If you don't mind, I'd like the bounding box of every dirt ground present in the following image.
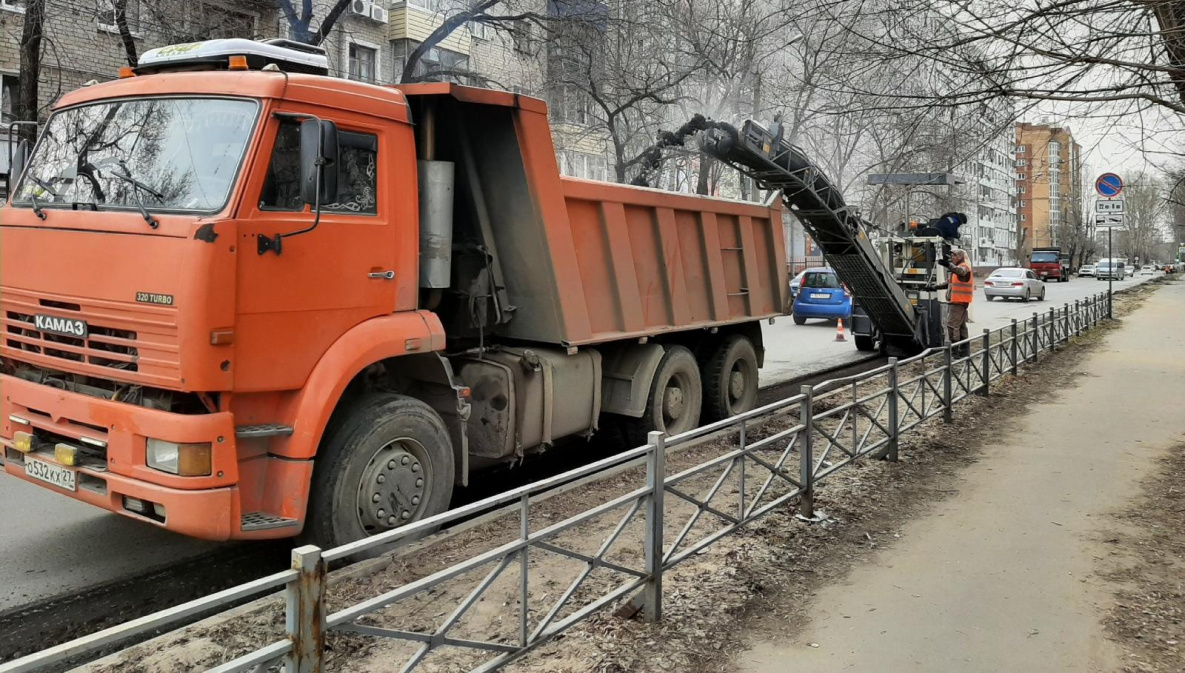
[77,280,1174,673]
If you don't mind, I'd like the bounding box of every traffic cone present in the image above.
[834,318,847,342]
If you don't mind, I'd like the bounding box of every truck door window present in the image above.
[259,119,378,215]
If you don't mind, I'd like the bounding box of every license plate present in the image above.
[25,457,77,491]
[810,293,830,300]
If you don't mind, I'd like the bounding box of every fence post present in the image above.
[1010,319,1019,376]
[887,358,899,462]
[1074,300,1081,337]
[286,545,325,673]
[799,385,815,518]
[943,346,953,423]
[1052,308,1061,350]
[1032,312,1040,358]
[643,431,666,622]
[979,329,990,395]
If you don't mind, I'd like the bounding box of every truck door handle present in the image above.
[368,270,395,280]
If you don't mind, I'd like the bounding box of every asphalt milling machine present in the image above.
[698,117,965,357]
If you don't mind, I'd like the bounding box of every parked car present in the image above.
[983,267,1046,302]
[1126,263,1137,278]
[1078,264,1095,277]
[1096,260,1125,280]
[792,267,852,324]
[1141,264,1155,275]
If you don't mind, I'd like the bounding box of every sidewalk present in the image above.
[737,281,1185,672]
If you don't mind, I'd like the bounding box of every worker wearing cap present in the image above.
[938,249,974,357]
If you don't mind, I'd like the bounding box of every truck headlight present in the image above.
[146,439,212,476]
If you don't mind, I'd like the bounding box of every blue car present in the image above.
[792,267,852,324]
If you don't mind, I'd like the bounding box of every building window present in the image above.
[1017,173,1026,180]
[1020,214,1026,222]
[470,20,487,39]
[551,84,594,126]
[408,0,446,11]
[1020,200,1026,207]
[98,0,140,33]
[1016,159,1027,167]
[176,4,258,41]
[557,150,608,181]
[1015,145,1025,153]
[0,0,24,13]
[0,74,18,125]
[393,40,469,83]
[349,44,378,83]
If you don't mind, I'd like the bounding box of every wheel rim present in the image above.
[355,438,430,534]
[726,357,755,413]
[662,370,694,431]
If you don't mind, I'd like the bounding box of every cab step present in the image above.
[234,424,294,439]
[241,512,299,531]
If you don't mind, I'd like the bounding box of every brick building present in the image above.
[0,0,611,181]
[1014,122,1083,255]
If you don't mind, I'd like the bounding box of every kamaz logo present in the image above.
[33,315,88,339]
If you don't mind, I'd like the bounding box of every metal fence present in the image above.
[1,292,1112,673]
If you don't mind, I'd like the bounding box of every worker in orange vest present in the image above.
[938,248,974,357]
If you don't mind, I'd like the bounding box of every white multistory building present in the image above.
[963,102,1018,267]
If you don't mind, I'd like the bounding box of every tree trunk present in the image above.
[113,0,138,67]
[16,0,45,142]
[696,155,712,195]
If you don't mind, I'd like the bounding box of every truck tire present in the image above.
[301,393,455,551]
[624,346,702,446]
[702,335,759,422]
[854,334,878,352]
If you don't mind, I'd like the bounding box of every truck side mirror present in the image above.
[300,118,339,207]
[8,138,30,196]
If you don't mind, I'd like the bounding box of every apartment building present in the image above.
[0,0,611,181]
[965,103,1018,267]
[1014,122,1083,254]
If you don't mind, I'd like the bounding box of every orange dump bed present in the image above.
[557,179,787,345]
[397,83,789,347]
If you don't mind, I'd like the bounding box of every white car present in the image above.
[983,267,1046,302]
[1126,264,1137,278]
[1141,265,1154,275]
[1078,264,1095,277]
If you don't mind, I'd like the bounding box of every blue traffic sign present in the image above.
[1096,173,1123,198]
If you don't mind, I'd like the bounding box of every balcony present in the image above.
[388,2,472,53]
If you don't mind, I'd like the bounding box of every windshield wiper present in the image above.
[108,169,161,229]
[27,192,47,220]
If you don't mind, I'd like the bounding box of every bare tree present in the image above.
[813,0,1185,117]
[15,0,46,141]
[277,0,354,45]
[1118,173,1170,263]
[552,4,701,183]
[112,0,139,67]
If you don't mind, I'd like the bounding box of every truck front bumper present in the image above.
[0,374,304,541]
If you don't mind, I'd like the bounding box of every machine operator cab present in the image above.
[849,217,962,353]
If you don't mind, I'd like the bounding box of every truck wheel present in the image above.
[625,346,702,445]
[702,336,759,422]
[301,393,455,551]
[854,334,877,352]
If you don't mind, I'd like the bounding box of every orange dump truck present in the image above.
[0,39,787,546]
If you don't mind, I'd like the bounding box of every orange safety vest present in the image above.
[950,261,974,304]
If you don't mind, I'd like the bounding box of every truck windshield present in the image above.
[12,97,258,214]
[1030,252,1059,263]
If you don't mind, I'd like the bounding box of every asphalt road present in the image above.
[760,271,1161,387]
[0,272,1160,617]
